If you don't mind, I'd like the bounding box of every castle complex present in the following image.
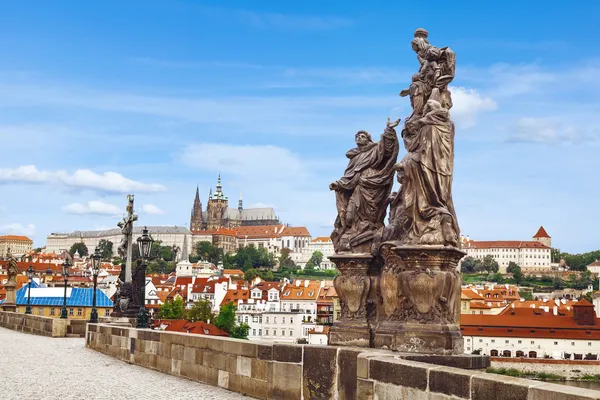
[190,175,279,231]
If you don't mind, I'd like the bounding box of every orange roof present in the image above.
[192,228,237,236]
[309,326,330,335]
[573,299,593,307]
[235,225,283,238]
[156,291,169,303]
[470,302,493,309]
[467,240,550,249]
[461,289,485,301]
[281,281,321,301]
[223,269,244,276]
[0,261,64,274]
[533,226,551,238]
[281,226,311,237]
[156,319,228,337]
[588,260,600,267]
[312,237,331,243]
[220,288,250,306]
[0,235,32,242]
[190,277,228,294]
[509,299,576,311]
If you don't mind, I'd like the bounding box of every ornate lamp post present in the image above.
[25,266,34,314]
[136,227,153,328]
[60,258,72,319]
[90,249,102,323]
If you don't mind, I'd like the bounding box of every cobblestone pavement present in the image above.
[0,327,247,399]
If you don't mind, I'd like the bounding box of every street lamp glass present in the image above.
[26,266,34,280]
[137,226,154,259]
[91,249,102,274]
[62,258,72,277]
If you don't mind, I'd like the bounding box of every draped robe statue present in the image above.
[330,119,400,254]
[384,28,460,248]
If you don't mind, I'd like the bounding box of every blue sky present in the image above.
[0,1,599,253]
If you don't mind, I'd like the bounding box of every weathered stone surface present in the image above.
[217,370,229,389]
[356,378,374,400]
[303,346,338,399]
[528,383,600,400]
[251,358,270,381]
[471,374,535,400]
[399,353,490,370]
[338,349,361,400]
[237,356,252,377]
[271,362,302,400]
[273,343,303,363]
[369,357,429,390]
[257,344,273,360]
[429,366,476,399]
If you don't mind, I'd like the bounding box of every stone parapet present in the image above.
[0,311,68,337]
[85,323,600,400]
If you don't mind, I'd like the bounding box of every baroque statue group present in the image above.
[329,28,464,355]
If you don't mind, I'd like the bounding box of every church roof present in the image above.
[59,226,191,238]
[533,226,551,238]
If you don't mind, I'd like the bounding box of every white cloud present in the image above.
[506,117,596,144]
[63,200,122,216]
[0,223,36,236]
[0,165,166,193]
[142,204,165,215]
[449,87,497,129]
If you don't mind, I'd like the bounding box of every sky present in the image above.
[0,1,599,253]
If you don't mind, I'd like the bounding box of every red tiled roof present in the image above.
[220,289,250,306]
[461,289,485,301]
[0,261,64,274]
[470,302,493,309]
[312,237,331,243]
[0,235,32,241]
[223,269,244,276]
[467,241,550,249]
[281,281,321,301]
[573,299,593,307]
[280,226,311,237]
[588,260,600,267]
[155,319,229,337]
[533,226,551,238]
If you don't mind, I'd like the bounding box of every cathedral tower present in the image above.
[190,186,203,231]
[206,175,229,230]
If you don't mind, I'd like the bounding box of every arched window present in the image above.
[528,351,537,358]
[502,350,512,357]
[490,350,499,357]
[515,351,524,358]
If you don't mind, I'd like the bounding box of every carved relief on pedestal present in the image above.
[379,244,463,325]
[332,257,373,321]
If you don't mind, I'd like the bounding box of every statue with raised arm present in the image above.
[330,118,400,254]
[6,247,18,285]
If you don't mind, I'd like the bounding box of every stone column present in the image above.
[328,253,379,347]
[1,282,17,312]
[373,243,465,355]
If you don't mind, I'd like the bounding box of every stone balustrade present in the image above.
[86,323,600,400]
[0,311,68,337]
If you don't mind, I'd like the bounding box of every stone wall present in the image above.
[67,319,87,337]
[86,323,600,400]
[0,311,68,337]
[492,358,600,380]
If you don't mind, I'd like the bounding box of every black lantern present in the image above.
[60,257,72,319]
[89,249,102,323]
[136,227,154,329]
[137,226,154,260]
[25,266,34,314]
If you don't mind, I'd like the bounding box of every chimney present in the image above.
[320,281,325,287]
[553,306,558,316]
[530,304,535,308]
[296,281,301,287]
[304,280,309,288]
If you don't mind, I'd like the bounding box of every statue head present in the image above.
[355,130,373,147]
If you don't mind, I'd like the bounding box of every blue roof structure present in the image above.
[13,287,113,307]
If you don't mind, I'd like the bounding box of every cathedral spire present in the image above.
[214,174,225,200]
[238,192,243,212]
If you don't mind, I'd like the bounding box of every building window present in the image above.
[50,308,55,316]
[38,308,44,315]
[531,341,535,345]
[274,317,277,324]
[289,330,293,337]
[77,308,83,316]
[479,339,483,343]
[283,317,286,324]
[518,340,522,344]
[572,342,575,346]
[273,331,276,336]
[266,330,269,336]
[69,308,74,316]
[266,317,269,323]
[282,330,285,336]
[491,340,495,343]
[467,338,471,342]
[505,340,509,344]
[252,329,256,336]
[290,317,294,324]
[105,309,110,316]
[554,342,558,345]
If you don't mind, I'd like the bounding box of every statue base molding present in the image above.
[328,253,379,347]
[110,282,140,319]
[374,243,465,355]
[1,282,17,312]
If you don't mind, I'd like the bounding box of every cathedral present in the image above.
[190,175,280,231]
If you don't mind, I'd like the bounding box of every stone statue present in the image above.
[117,195,137,259]
[6,248,18,286]
[386,28,459,248]
[330,118,400,254]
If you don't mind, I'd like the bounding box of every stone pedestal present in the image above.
[373,243,465,355]
[329,254,379,347]
[1,282,17,312]
[110,282,139,318]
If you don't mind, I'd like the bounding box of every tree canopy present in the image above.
[192,241,222,265]
[244,268,274,282]
[214,302,249,339]
[96,239,113,260]
[226,245,276,271]
[157,298,186,319]
[69,242,89,257]
[555,249,600,271]
[185,299,215,323]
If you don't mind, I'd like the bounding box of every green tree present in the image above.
[308,251,324,268]
[214,302,238,333]
[460,256,477,273]
[185,299,215,323]
[512,265,522,284]
[551,248,561,263]
[230,323,250,339]
[244,268,259,281]
[305,260,316,272]
[482,255,499,274]
[157,298,186,319]
[192,241,222,265]
[96,239,114,260]
[69,242,89,257]
[231,245,276,271]
[518,291,533,300]
[506,261,519,274]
